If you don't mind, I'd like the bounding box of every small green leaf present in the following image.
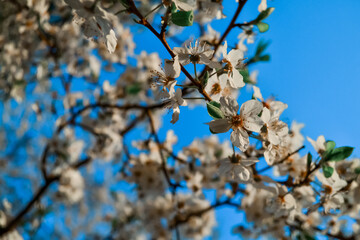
[202,71,209,87]
[325,140,336,151]
[354,167,360,174]
[256,7,275,22]
[207,101,224,120]
[325,146,354,162]
[255,40,271,55]
[171,11,194,27]
[259,54,270,62]
[239,69,251,84]
[126,83,142,95]
[256,22,269,33]
[171,2,177,13]
[322,164,334,178]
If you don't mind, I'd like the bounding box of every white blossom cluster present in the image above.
[0,0,359,240]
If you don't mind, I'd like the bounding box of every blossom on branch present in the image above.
[207,97,263,151]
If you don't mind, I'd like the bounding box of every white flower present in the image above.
[206,97,263,151]
[307,135,326,154]
[266,184,296,218]
[204,69,234,101]
[258,0,267,12]
[261,107,289,145]
[58,168,85,204]
[65,0,118,53]
[252,85,264,101]
[219,41,245,88]
[317,165,347,196]
[166,88,187,124]
[151,56,181,99]
[238,26,256,44]
[173,40,221,68]
[218,154,258,182]
[186,171,203,194]
[316,165,347,213]
[137,51,161,71]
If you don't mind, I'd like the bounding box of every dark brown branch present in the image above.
[171,199,239,228]
[288,223,355,240]
[199,0,248,79]
[0,157,91,237]
[257,145,305,173]
[212,0,248,58]
[146,109,179,193]
[0,101,160,236]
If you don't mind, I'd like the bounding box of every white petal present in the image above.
[240,99,263,117]
[243,116,263,132]
[220,96,239,116]
[261,107,271,123]
[174,0,195,11]
[236,167,250,181]
[268,130,280,145]
[269,101,287,118]
[228,49,244,65]
[171,107,180,124]
[258,0,267,12]
[230,69,245,88]
[241,158,259,167]
[206,119,232,133]
[164,56,181,78]
[253,86,264,101]
[231,128,249,151]
[264,150,274,165]
[106,29,117,53]
[307,136,321,153]
[222,41,228,59]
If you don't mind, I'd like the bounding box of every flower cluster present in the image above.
[0,0,358,240]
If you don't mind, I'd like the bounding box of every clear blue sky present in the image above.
[131,0,360,238]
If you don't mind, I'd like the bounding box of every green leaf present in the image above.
[255,40,271,55]
[325,146,354,162]
[259,54,270,62]
[171,2,177,13]
[322,164,334,178]
[256,22,269,33]
[207,101,224,120]
[354,167,360,174]
[171,11,194,27]
[256,7,275,22]
[239,69,251,83]
[126,83,142,95]
[201,71,209,87]
[325,140,336,151]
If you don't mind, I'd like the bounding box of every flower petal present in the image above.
[240,99,263,117]
[231,128,249,151]
[206,119,231,133]
[220,96,239,116]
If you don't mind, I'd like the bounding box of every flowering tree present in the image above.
[0,0,358,239]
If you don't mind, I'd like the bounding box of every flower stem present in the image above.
[144,3,163,18]
[193,63,198,81]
